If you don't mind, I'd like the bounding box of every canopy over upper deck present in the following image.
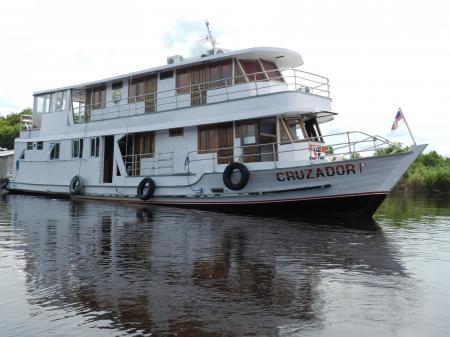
[34,47,303,95]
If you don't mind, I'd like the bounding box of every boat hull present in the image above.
[7,145,427,219]
[71,191,388,219]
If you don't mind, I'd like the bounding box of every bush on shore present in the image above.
[377,146,450,195]
[401,151,450,195]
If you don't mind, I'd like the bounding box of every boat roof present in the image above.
[33,47,303,95]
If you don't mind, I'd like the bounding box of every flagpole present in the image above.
[399,107,417,146]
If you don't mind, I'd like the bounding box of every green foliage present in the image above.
[375,142,408,156]
[350,152,361,159]
[375,143,449,195]
[325,145,334,155]
[414,150,445,167]
[0,109,31,149]
[401,149,450,195]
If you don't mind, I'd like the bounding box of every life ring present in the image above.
[1,178,9,190]
[137,177,156,200]
[223,162,250,191]
[69,175,84,195]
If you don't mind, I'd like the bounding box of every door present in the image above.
[259,118,277,161]
[103,136,114,183]
[241,122,260,163]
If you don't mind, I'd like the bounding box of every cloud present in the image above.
[163,18,219,57]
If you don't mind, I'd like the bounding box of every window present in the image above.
[128,76,157,112]
[208,61,232,89]
[90,137,100,157]
[55,91,66,111]
[304,117,323,142]
[50,143,60,160]
[260,59,283,82]
[118,132,155,176]
[72,139,84,158]
[176,70,190,94]
[112,82,122,103]
[169,128,184,137]
[237,118,277,163]
[27,142,33,150]
[240,60,267,81]
[35,91,67,114]
[112,82,123,90]
[160,70,173,80]
[128,76,157,102]
[90,86,106,110]
[37,141,43,150]
[198,123,233,164]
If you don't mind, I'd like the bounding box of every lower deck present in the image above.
[14,115,329,187]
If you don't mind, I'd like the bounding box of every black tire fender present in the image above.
[137,177,156,200]
[69,175,83,195]
[223,162,250,191]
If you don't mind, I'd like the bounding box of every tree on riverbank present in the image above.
[404,151,450,195]
[0,109,31,149]
[376,145,450,195]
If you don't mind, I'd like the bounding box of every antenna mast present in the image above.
[205,20,216,54]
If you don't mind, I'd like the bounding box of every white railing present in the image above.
[117,131,400,176]
[122,151,174,176]
[183,131,400,173]
[20,114,33,130]
[72,68,330,123]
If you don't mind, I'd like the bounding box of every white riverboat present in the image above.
[6,42,426,218]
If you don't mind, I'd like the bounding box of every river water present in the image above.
[0,194,449,337]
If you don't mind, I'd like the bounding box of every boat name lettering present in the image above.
[275,163,365,182]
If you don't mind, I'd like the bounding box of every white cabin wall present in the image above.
[157,74,177,111]
[39,111,71,136]
[155,126,197,173]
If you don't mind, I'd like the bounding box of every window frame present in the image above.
[49,143,60,160]
[71,138,84,158]
[169,128,184,137]
[90,137,100,157]
[91,85,107,110]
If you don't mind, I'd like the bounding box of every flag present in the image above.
[391,109,404,131]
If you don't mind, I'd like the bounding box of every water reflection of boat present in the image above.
[6,195,405,336]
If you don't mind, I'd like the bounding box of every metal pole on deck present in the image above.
[398,107,417,146]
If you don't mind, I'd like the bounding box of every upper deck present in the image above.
[27,47,332,134]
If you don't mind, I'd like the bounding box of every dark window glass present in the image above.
[240,60,266,81]
[112,81,123,90]
[90,86,106,110]
[260,59,283,82]
[50,143,60,160]
[160,70,174,80]
[90,137,99,157]
[169,128,184,137]
[177,71,190,94]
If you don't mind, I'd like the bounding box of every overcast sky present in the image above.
[0,0,449,154]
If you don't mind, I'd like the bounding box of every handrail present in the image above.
[122,151,174,176]
[72,67,330,123]
[114,131,399,176]
[182,131,401,172]
[20,114,33,131]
